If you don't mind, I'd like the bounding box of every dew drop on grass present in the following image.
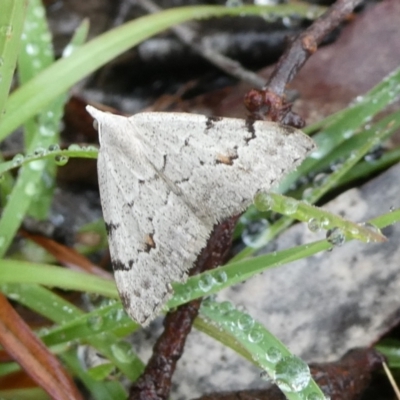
[237,314,254,331]
[274,355,311,392]
[260,370,272,382]
[313,173,328,187]
[302,187,313,202]
[198,274,215,292]
[253,192,274,211]
[282,197,298,215]
[248,328,264,343]
[33,147,46,156]
[68,144,82,151]
[214,270,227,284]
[12,154,24,167]
[0,25,13,38]
[29,160,45,171]
[320,217,330,228]
[326,227,345,247]
[48,143,60,152]
[308,218,321,233]
[25,182,37,196]
[265,346,282,363]
[87,315,104,331]
[242,219,269,247]
[55,154,69,166]
[111,342,135,363]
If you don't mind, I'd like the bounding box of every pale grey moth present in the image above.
[86,105,316,325]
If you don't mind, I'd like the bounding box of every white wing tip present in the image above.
[86,105,104,121]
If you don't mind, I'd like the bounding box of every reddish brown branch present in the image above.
[245,0,364,125]
[129,217,239,400]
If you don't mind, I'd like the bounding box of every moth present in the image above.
[86,105,316,325]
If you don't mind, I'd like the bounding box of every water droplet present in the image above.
[282,198,298,215]
[48,143,60,152]
[33,147,46,156]
[320,217,330,228]
[260,370,272,382]
[12,154,24,167]
[237,314,254,331]
[62,43,76,58]
[302,187,313,202]
[307,218,321,233]
[32,5,45,18]
[68,144,81,151]
[253,192,274,211]
[26,43,39,56]
[86,145,98,152]
[55,155,69,166]
[242,219,269,247]
[25,182,37,196]
[111,342,135,363]
[313,173,328,187]
[274,355,311,392]
[198,274,214,292]
[214,302,231,315]
[39,125,55,137]
[326,227,345,246]
[214,270,227,284]
[29,160,45,171]
[0,25,13,38]
[343,130,354,139]
[266,346,282,363]
[87,315,103,331]
[248,328,264,343]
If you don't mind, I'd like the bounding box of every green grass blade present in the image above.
[0,3,324,141]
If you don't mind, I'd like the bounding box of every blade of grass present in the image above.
[0,3,324,141]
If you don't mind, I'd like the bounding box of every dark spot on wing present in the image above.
[133,289,141,298]
[244,119,256,144]
[152,300,161,312]
[205,116,223,131]
[162,154,167,170]
[143,279,151,290]
[128,260,134,268]
[105,222,119,237]
[199,160,204,166]
[120,291,131,310]
[113,259,131,271]
[127,200,134,208]
[140,313,150,324]
[184,138,189,146]
[279,124,297,135]
[139,179,145,185]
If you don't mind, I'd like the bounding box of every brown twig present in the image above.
[129,216,239,400]
[244,0,364,125]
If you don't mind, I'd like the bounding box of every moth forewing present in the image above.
[87,105,316,325]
